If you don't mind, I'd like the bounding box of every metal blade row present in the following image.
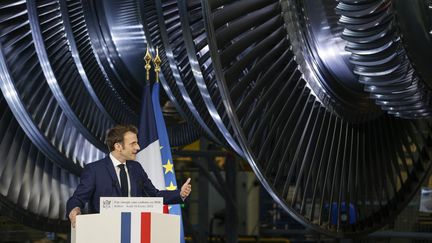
[337,0,432,118]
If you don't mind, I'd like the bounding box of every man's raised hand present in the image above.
[180,178,192,199]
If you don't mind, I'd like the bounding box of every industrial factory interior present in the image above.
[0,0,431,242]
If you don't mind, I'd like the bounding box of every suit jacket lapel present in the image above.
[126,162,137,197]
[104,156,121,196]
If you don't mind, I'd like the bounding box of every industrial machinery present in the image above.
[0,0,431,237]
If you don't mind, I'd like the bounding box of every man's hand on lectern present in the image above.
[180,178,192,200]
[69,207,81,228]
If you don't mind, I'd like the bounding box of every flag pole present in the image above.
[153,46,161,83]
[144,47,152,81]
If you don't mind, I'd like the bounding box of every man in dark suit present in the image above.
[66,125,192,227]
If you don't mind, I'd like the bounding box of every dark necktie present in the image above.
[118,164,128,197]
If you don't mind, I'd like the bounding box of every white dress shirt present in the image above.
[109,153,131,197]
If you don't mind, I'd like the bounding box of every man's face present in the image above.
[117,131,140,161]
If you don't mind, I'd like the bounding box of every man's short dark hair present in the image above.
[106,125,138,152]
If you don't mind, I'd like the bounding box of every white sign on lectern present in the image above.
[72,212,180,243]
[72,197,179,243]
[99,197,163,214]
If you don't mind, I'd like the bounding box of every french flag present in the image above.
[120,212,180,243]
[136,80,165,191]
[136,79,185,242]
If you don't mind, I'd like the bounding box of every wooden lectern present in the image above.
[71,197,180,243]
